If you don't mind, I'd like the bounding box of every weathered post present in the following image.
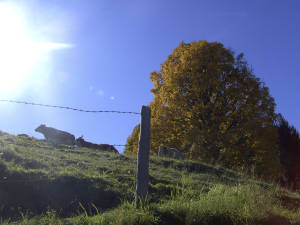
[135,105,151,208]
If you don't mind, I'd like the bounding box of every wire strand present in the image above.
[0,99,140,115]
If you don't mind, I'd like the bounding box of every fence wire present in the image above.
[0,99,140,115]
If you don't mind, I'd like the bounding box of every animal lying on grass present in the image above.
[158,145,184,160]
[35,125,119,153]
[76,136,119,153]
[35,124,76,146]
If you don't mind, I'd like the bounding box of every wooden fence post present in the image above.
[135,105,151,208]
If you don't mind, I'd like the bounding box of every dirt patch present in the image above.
[279,194,300,211]
[253,214,293,225]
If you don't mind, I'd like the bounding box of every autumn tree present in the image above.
[126,41,283,180]
[276,114,300,189]
[124,124,140,154]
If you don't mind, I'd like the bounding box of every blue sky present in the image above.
[0,0,299,153]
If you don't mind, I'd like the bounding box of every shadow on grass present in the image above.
[0,168,121,220]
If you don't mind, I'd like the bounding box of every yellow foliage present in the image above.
[126,40,283,180]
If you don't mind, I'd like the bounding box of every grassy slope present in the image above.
[0,131,300,225]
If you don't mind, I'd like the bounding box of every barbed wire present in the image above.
[0,99,190,123]
[0,99,140,115]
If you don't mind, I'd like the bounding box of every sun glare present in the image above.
[0,3,73,97]
[0,3,40,95]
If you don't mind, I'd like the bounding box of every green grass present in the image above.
[0,131,300,224]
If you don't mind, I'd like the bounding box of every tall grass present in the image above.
[8,174,300,225]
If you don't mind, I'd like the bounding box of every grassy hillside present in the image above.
[1,131,300,225]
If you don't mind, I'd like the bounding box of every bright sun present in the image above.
[0,3,72,97]
[0,3,41,95]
